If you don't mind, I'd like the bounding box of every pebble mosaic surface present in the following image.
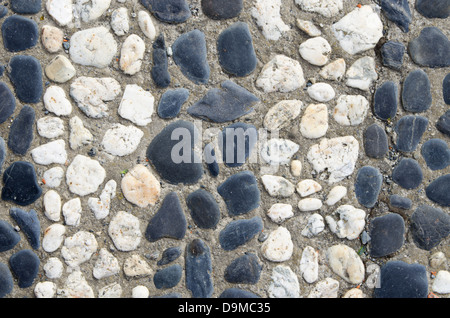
[0,0,448,299]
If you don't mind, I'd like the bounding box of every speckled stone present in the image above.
[10,208,40,250]
[425,174,450,207]
[408,27,450,68]
[394,115,428,152]
[0,220,21,252]
[1,161,42,206]
[2,15,38,52]
[410,205,450,250]
[153,264,182,289]
[8,55,42,104]
[369,213,405,257]
[186,189,221,229]
[220,122,258,167]
[421,138,450,171]
[141,0,191,23]
[219,216,263,251]
[185,239,213,298]
[224,253,262,284]
[392,158,423,189]
[0,263,13,298]
[354,166,382,208]
[9,249,40,288]
[202,0,243,20]
[0,82,15,124]
[402,69,432,113]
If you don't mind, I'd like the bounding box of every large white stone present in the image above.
[108,211,141,251]
[120,34,145,75]
[300,103,328,139]
[300,246,319,283]
[111,7,129,36]
[101,124,144,157]
[37,117,65,139]
[307,83,335,102]
[333,95,369,126]
[34,282,56,298]
[261,138,300,165]
[345,57,378,91]
[299,37,331,66]
[256,55,305,93]
[326,244,365,284]
[42,224,66,253]
[325,205,366,240]
[261,175,295,197]
[69,116,93,150]
[43,257,64,279]
[251,0,290,41]
[66,155,106,196]
[138,11,157,40]
[61,231,98,268]
[118,84,155,126]
[261,226,294,262]
[295,0,343,18]
[46,0,73,26]
[43,86,73,116]
[31,139,67,166]
[268,265,300,298]
[263,100,303,132]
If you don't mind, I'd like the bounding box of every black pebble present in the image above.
[364,123,388,159]
[157,246,182,266]
[437,110,450,137]
[380,0,412,32]
[185,239,213,298]
[443,73,450,105]
[354,166,383,208]
[381,41,405,70]
[0,137,6,173]
[415,0,450,19]
[425,174,450,207]
[0,220,21,252]
[0,82,16,124]
[151,33,171,88]
[10,207,40,250]
[421,138,450,171]
[0,263,13,298]
[10,0,41,14]
[8,55,43,103]
[204,143,219,177]
[224,253,262,284]
[410,205,450,250]
[202,0,243,20]
[389,194,412,210]
[186,189,221,229]
[392,158,423,189]
[9,249,40,288]
[1,15,38,52]
[369,213,405,258]
[153,264,182,289]
[8,105,35,155]
[220,122,258,167]
[394,115,428,152]
[140,0,191,23]
[402,69,432,113]
[1,161,42,206]
[219,288,260,298]
[373,81,398,121]
[408,27,450,68]
[219,216,263,251]
[0,6,8,19]
[157,88,189,119]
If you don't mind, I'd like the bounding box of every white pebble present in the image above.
[138,11,157,40]
[300,246,319,283]
[43,86,72,116]
[43,190,61,222]
[88,180,117,219]
[298,198,323,212]
[93,248,120,279]
[299,37,331,66]
[132,285,150,298]
[267,203,294,224]
[261,175,295,197]
[325,205,366,240]
[432,271,450,294]
[45,55,76,83]
[34,282,56,298]
[300,103,328,139]
[43,167,65,188]
[325,185,347,206]
[73,0,111,23]
[101,124,144,157]
[57,271,94,298]
[308,278,340,298]
[62,198,82,227]
[46,0,73,26]
[326,244,365,284]
[295,0,343,18]
[118,84,155,126]
[66,155,106,196]
[61,230,98,268]
[120,34,145,75]
[31,139,67,166]
[333,95,369,126]
[296,179,322,197]
[345,56,378,91]
[124,254,153,278]
[42,224,66,253]
[111,7,129,36]
[301,213,325,237]
[251,0,290,41]
[296,19,321,37]
[319,58,346,81]
[268,265,300,298]
[68,116,93,150]
[261,226,293,262]
[263,100,303,132]
[108,211,142,251]
[290,160,302,177]
[98,283,122,298]
[260,138,300,165]
[256,55,305,93]
[41,25,64,53]
[44,257,64,279]
[307,83,335,102]
[37,117,65,139]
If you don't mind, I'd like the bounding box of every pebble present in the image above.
[429,252,447,269]
[145,192,186,242]
[8,55,43,103]
[45,55,76,84]
[8,106,35,155]
[185,239,213,298]
[108,211,141,251]
[301,213,325,238]
[43,167,64,188]
[333,94,369,126]
[261,175,295,197]
[11,0,41,14]
[219,288,260,298]
[120,34,145,75]
[325,186,347,206]
[188,80,259,122]
[157,88,189,119]
[217,22,257,77]
[101,124,143,157]
[296,19,321,37]
[46,0,73,26]
[354,166,382,208]
[432,271,450,294]
[374,261,428,298]
[0,263,13,297]
[326,244,365,284]
[202,0,243,20]
[408,27,450,68]
[111,7,129,36]
[9,249,40,288]
[251,0,289,41]
[290,159,302,177]
[410,205,450,250]
[68,116,93,149]
[325,205,366,240]
[364,123,389,159]
[34,282,56,298]
[61,231,98,268]
[389,194,412,211]
[154,264,182,289]
[437,110,450,137]
[43,85,73,116]
[307,83,335,102]
[219,216,263,251]
[57,271,94,298]
[444,73,450,105]
[62,198,82,226]
[98,283,122,298]
[421,139,450,171]
[186,189,221,229]
[300,246,319,284]
[295,0,343,18]
[0,82,16,124]
[172,29,210,84]
[41,25,64,53]
[132,286,150,298]
[402,69,432,113]
[141,0,191,23]
[0,6,6,19]
[43,189,61,222]
[151,33,171,88]
[299,37,331,66]
[296,179,322,197]
[261,226,293,262]
[426,174,450,207]
[380,41,405,70]
[267,203,294,224]
[43,258,63,279]
[73,0,110,24]
[2,15,38,52]
[157,246,182,266]
[66,155,106,196]
[123,255,152,278]
[37,117,64,139]
[0,220,21,252]
[256,55,305,93]
[204,143,219,177]
[2,161,42,206]
[10,208,40,250]
[42,224,65,253]
[88,180,116,220]
[220,122,258,167]
[343,288,366,298]
[268,265,300,298]
[31,139,68,166]
[217,171,260,216]
[263,100,302,132]
[369,213,405,257]
[416,0,450,18]
[138,11,157,40]
[345,56,378,91]
[394,115,428,152]
[224,253,262,284]
[392,158,423,189]
[307,277,339,298]
[146,120,203,185]
[118,84,155,126]
[0,137,5,173]
[300,103,328,139]
[319,58,346,81]
[380,0,412,32]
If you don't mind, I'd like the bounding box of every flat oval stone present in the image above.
[202,0,243,19]
[374,261,428,298]
[421,138,450,170]
[369,213,405,257]
[392,158,423,189]
[364,123,388,159]
[157,88,189,119]
[8,55,43,103]
[11,0,41,14]
[416,0,450,19]
[381,41,405,70]
[437,110,450,137]
[408,27,450,68]
[141,0,191,23]
[186,189,220,229]
[224,253,262,284]
[394,115,428,152]
[426,174,450,207]
[444,73,450,105]
[157,246,182,266]
[8,105,35,155]
[146,120,203,185]
[172,29,210,85]
[10,208,40,250]
[145,192,187,242]
[0,82,15,124]
[219,288,260,298]
[389,194,412,210]
[0,263,13,298]
[1,161,42,206]
[217,171,261,216]
[410,205,450,250]
[219,216,263,251]
[354,166,382,208]
[153,264,182,289]
[2,15,38,52]
[151,33,171,88]
[380,0,411,32]
[373,81,398,121]
[402,69,432,113]
[185,239,213,298]
[220,122,258,167]
[9,249,40,288]
[0,220,21,252]
[217,22,257,77]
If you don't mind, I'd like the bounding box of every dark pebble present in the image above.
[373,81,398,121]
[151,33,171,88]
[0,263,13,298]
[185,239,213,298]
[8,55,43,103]
[369,213,405,258]
[436,109,450,137]
[394,115,428,152]
[224,253,262,284]
[10,0,41,14]
[202,0,243,20]
[157,88,189,119]
[172,29,210,85]
[354,166,383,208]
[219,216,263,251]
[217,22,257,77]
[410,205,450,250]
[153,264,183,289]
[0,137,6,172]
[421,138,450,170]
[380,0,411,32]
[402,69,432,113]
[146,120,203,185]
[9,249,40,288]
[2,161,42,206]
[140,0,191,23]
[186,189,221,229]
[157,246,182,266]
[145,192,187,242]
[380,40,405,70]
[187,80,259,122]
[10,207,40,250]
[8,105,35,155]
[0,6,8,19]
[374,260,428,298]
[392,158,423,189]
[0,220,21,252]
[217,170,261,216]
[389,194,412,210]
[219,288,260,298]
[2,15,38,52]
[220,122,258,167]
[0,82,16,124]
[204,143,219,177]
[415,0,450,19]
[153,292,181,298]
[363,123,389,159]
[443,73,450,105]
[408,27,450,68]
[425,174,450,207]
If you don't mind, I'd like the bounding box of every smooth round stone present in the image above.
[389,194,412,210]
[8,106,35,156]
[9,249,40,288]
[369,213,405,258]
[354,166,382,208]
[410,205,450,250]
[186,189,220,229]
[0,82,15,124]
[0,6,8,18]
[10,208,40,250]
[426,174,450,207]
[217,171,261,216]
[2,15,38,52]
[153,264,182,289]
[421,139,450,170]
[374,261,428,298]
[380,0,411,32]
[217,22,256,77]
[219,288,260,298]
[392,158,423,189]
[141,0,191,23]
[416,0,450,18]
[0,220,21,252]
[381,41,405,70]
[373,81,398,121]
[202,0,243,19]
[364,123,388,159]
[157,88,189,119]
[157,246,182,266]
[402,69,432,113]
[8,55,42,103]
[0,263,13,298]
[220,122,258,167]
[151,33,171,88]
[11,0,41,14]
[219,216,263,251]
[224,253,262,284]
[437,110,450,137]
[185,239,213,298]
[444,73,450,105]
[408,27,450,68]
[2,161,42,206]
[394,115,428,152]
